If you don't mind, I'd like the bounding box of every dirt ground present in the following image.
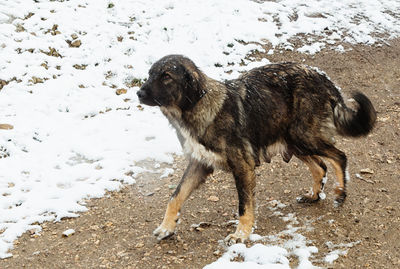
[1,39,399,269]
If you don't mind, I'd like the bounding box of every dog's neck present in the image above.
[161,77,227,138]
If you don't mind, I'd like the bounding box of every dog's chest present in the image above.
[178,127,224,168]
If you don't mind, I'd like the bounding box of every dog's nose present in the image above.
[136,90,146,99]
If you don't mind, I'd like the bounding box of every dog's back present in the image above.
[223,62,375,163]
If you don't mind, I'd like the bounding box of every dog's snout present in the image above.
[136,89,147,99]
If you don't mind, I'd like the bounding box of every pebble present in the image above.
[207,195,219,202]
[62,229,75,237]
[360,168,374,174]
[70,40,82,48]
[116,88,127,95]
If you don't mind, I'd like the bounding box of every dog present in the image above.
[136,54,376,244]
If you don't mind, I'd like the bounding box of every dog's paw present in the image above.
[333,189,346,207]
[153,225,175,241]
[296,195,320,204]
[224,232,248,246]
[333,193,346,207]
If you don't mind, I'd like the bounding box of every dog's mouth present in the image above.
[139,98,159,106]
[136,90,160,106]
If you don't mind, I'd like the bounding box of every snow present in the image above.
[204,243,290,269]
[0,0,399,263]
[207,200,358,268]
[324,241,361,264]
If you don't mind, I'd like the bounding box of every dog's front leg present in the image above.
[225,158,256,245]
[153,159,213,241]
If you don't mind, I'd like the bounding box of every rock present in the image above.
[15,24,25,32]
[31,76,44,84]
[90,225,99,231]
[207,195,219,202]
[0,124,13,130]
[73,64,87,70]
[40,47,62,57]
[70,40,82,48]
[116,88,127,95]
[360,168,374,174]
[62,229,75,237]
[355,173,375,184]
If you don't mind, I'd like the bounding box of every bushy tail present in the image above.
[333,92,377,137]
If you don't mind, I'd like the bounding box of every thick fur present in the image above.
[137,54,376,244]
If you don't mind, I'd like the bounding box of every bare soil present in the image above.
[1,40,399,269]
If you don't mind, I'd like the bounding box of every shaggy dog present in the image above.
[136,55,376,244]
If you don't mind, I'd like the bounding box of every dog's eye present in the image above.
[162,73,172,82]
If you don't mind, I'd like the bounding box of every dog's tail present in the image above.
[333,92,376,137]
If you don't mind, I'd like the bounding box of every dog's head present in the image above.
[136,55,206,111]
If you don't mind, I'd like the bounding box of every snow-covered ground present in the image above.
[0,0,399,265]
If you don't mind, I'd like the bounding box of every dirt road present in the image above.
[1,40,399,268]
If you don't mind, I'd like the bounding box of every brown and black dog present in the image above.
[136,55,376,244]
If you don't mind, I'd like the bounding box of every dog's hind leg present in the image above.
[320,146,348,206]
[225,157,256,245]
[296,155,328,203]
[153,159,213,241]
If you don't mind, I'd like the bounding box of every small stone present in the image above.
[207,195,219,202]
[116,88,127,95]
[168,184,177,190]
[70,40,82,48]
[15,24,25,32]
[90,225,99,231]
[62,229,75,237]
[71,33,78,40]
[31,76,44,84]
[360,168,374,174]
[135,242,144,248]
[283,189,291,194]
[213,250,221,256]
[0,124,13,130]
[117,251,128,257]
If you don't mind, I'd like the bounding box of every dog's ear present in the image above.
[181,66,206,111]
